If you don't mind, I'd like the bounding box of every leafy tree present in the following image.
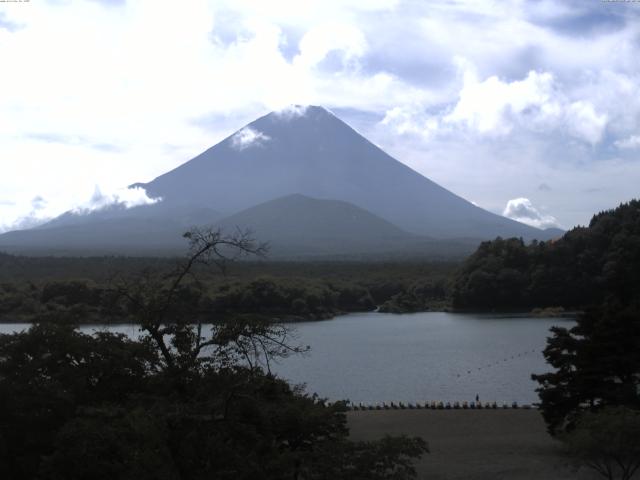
[532,303,640,434]
[378,279,448,313]
[0,322,158,479]
[562,407,640,480]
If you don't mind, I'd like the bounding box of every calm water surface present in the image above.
[0,312,573,404]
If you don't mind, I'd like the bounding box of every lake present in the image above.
[0,312,573,405]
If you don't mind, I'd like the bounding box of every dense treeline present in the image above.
[210,277,374,319]
[0,253,455,284]
[525,200,640,466]
[0,258,455,322]
[452,199,640,310]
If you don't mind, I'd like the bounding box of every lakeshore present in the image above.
[348,409,601,480]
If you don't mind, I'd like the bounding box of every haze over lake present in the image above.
[1,312,573,405]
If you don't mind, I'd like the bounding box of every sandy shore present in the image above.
[348,409,601,480]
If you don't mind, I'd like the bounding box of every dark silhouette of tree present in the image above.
[562,407,640,480]
[0,323,159,479]
[532,303,640,435]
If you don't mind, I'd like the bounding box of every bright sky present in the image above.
[1,0,639,232]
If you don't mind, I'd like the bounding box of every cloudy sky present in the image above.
[1,0,639,232]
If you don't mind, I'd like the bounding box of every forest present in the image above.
[0,254,454,323]
[451,199,640,311]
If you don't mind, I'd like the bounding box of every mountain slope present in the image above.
[0,204,221,255]
[214,194,415,256]
[135,105,551,240]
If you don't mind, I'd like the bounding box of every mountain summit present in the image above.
[0,105,556,256]
[134,105,544,239]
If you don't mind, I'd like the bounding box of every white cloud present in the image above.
[381,61,612,148]
[30,195,46,211]
[0,195,52,233]
[445,68,560,136]
[72,186,161,214]
[615,134,640,150]
[273,104,309,119]
[503,197,560,229]
[381,106,441,138]
[230,127,271,150]
[294,22,367,69]
[565,100,608,145]
[0,0,638,231]
[0,186,162,233]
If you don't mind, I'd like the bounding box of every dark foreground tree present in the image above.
[532,302,640,434]
[562,407,640,480]
[0,228,427,479]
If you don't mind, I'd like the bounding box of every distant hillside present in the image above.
[216,194,482,258]
[215,194,407,255]
[39,203,220,231]
[451,199,640,309]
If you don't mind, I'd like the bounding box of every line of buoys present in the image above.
[348,401,534,411]
[454,349,541,378]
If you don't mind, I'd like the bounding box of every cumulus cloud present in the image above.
[564,100,608,145]
[293,22,367,70]
[0,195,51,233]
[72,186,161,214]
[30,195,47,211]
[230,127,271,150]
[382,62,610,145]
[615,134,640,150]
[273,104,309,119]
[0,0,638,230]
[0,187,162,233]
[445,67,560,136]
[381,105,441,138]
[1,215,50,233]
[503,197,560,229]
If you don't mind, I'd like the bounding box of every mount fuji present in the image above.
[0,106,559,257]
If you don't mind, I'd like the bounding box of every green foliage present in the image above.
[0,322,158,479]
[532,303,640,435]
[0,258,458,323]
[379,279,448,313]
[561,407,640,480]
[41,280,102,306]
[41,408,176,480]
[303,435,429,480]
[210,276,375,320]
[452,199,640,310]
